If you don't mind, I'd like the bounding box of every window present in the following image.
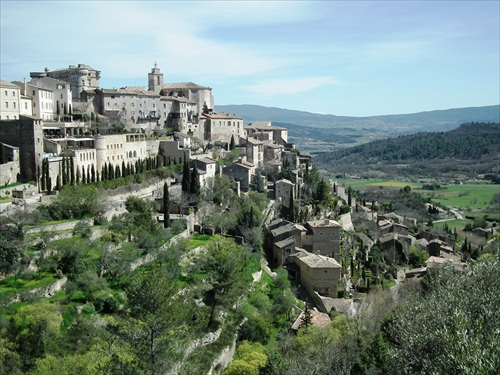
[131,103,135,107]
[33,90,36,95]
[24,103,27,109]
[13,102,16,109]
[4,90,7,96]
[12,91,15,96]
[5,102,8,108]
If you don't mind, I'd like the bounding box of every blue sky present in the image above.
[1,0,498,116]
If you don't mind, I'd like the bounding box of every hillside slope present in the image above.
[314,122,500,179]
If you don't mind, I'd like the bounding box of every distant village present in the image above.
[0,63,466,317]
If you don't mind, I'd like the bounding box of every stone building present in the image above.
[222,160,255,192]
[0,80,21,120]
[301,219,342,261]
[38,64,101,101]
[275,178,295,207]
[290,248,341,299]
[0,116,44,182]
[201,112,244,144]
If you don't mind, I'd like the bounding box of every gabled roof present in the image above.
[297,252,341,269]
[0,80,20,88]
[291,309,331,331]
[99,87,159,97]
[194,157,217,165]
[306,219,341,228]
[275,237,295,249]
[276,178,294,185]
[161,82,211,90]
[201,112,243,120]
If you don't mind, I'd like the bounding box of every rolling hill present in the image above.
[215,104,500,154]
[313,122,500,180]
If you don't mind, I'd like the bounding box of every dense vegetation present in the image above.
[315,123,500,179]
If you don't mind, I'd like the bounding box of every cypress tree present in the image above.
[122,161,127,177]
[108,163,115,179]
[91,164,96,182]
[115,165,121,178]
[190,167,200,197]
[102,164,107,181]
[62,157,67,185]
[163,182,170,228]
[229,134,235,150]
[41,159,46,191]
[76,165,81,184]
[81,166,86,184]
[47,177,52,194]
[45,159,50,190]
[182,161,191,193]
[289,186,295,222]
[56,174,61,190]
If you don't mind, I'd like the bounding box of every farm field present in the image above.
[416,184,499,219]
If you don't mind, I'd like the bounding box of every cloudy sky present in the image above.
[1,1,498,116]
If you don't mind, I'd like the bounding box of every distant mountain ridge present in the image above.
[215,104,500,134]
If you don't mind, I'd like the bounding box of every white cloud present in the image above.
[244,76,341,96]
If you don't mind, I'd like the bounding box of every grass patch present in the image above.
[189,234,212,249]
[0,272,59,299]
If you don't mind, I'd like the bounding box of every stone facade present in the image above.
[0,117,43,182]
[201,112,244,144]
[301,219,342,261]
[222,160,255,192]
[291,249,341,299]
[40,64,101,101]
[0,80,21,120]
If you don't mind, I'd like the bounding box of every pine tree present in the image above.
[163,182,170,228]
[298,304,313,330]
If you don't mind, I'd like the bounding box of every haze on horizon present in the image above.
[1,0,499,117]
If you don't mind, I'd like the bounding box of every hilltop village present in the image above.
[1,63,498,375]
[0,63,470,312]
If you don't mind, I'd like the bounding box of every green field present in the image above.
[338,178,499,219]
[338,178,421,190]
[417,184,499,216]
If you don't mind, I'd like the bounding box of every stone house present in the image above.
[244,121,288,145]
[200,112,244,144]
[1,80,21,120]
[275,178,295,207]
[192,157,217,180]
[290,248,341,299]
[222,160,255,192]
[301,219,342,261]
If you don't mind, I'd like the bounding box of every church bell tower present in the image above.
[148,62,164,94]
